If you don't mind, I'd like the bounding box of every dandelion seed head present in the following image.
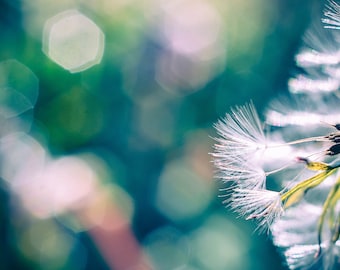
[213,1,340,268]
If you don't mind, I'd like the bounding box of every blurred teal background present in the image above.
[0,0,323,269]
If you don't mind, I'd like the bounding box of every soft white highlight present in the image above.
[214,102,267,160]
[231,189,283,232]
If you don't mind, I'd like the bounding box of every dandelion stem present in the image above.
[316,176,340,258]
[268,136,328,149]
[281,169,336,208]
[266,162,295,176]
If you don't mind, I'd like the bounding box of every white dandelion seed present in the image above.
[265,93,340,130]
[214,102,268,161]
[288,75,340,94]
[323,0,340,29]
[214,157,266,189]
[284,242,340,270]
[272,202,323,248]
[295,21,340,67]
[230,188,283,232]
[284,244,323,269]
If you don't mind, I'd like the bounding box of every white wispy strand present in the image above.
[214,102,267,160]
[265,93,340,129]
[324,65,340,78]
[230,188,283,232]
[288,75,340,94]
[284,242,340,270]
[272,202,323,248]
[214,157,266,189]
[296,49,340,67]
[323,0,340,29]
[284,244,322,269]
[296,22,340,67]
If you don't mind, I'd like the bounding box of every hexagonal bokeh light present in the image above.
[43,10,105,73]
[0,59,38,118]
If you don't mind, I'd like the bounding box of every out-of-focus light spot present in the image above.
[189,214,250,270]
[155,158,213,222]
[1,134,135,233]
[71,164,147,270]
[43,10,105,73]
[22,156,98,218]
[143,226,190,270]
[134,94,175,148]
[154,0,226,92]
[0,87,33,118]
[77,183,134,231]
[184,130,214,180]
[18,219,86,270]
[30,223,75,269]
[22,1,77,38]
[0,59,38,116]
[161,0,221,55]
[155,50,225,93]
[42,86,104,147]
[0,133,46,184]
[81,0,133,15]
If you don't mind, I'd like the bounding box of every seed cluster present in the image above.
[213,1,340,269]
